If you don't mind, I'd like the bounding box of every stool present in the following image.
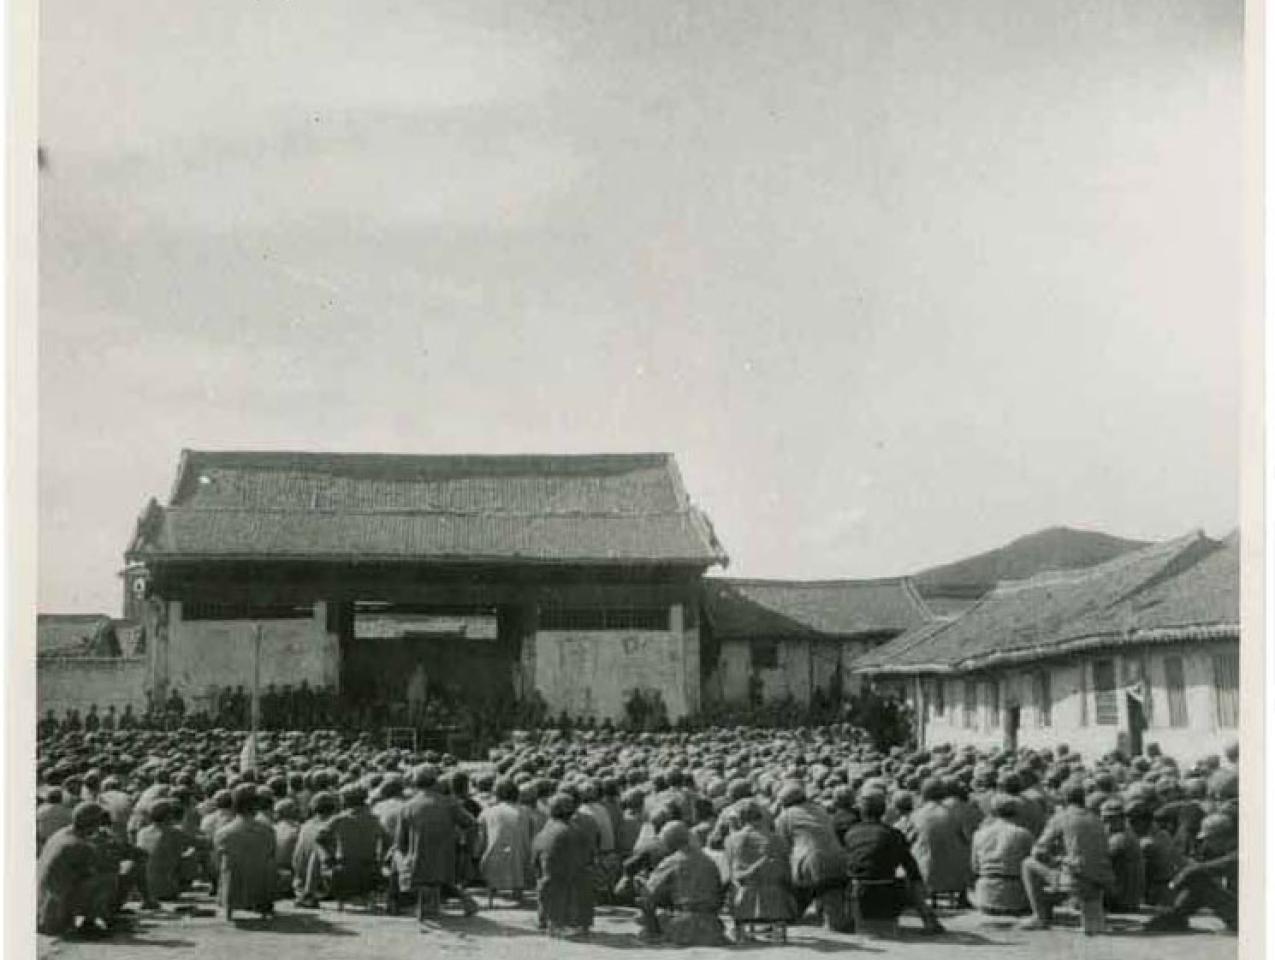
[849,878,900,937]
[1076,895,1105,935]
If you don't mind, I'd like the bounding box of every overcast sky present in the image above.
[39,0,1244,614]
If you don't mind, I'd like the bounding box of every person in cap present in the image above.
[638,821,727,945]
[532,793,593,938]
[37,802,114,937]
[212,784,277,921]
[1127,803,1183,907]
[272,800,301,896]
[393,765,478,923]
[1143,813,1237,933]
[1099,799,1144,913]
[909,778,971,904]
[773,781,850,932]
[970,795,1033,915]
[724,799,794,942]
[135,799,198,901]
[318,784,389,901]
[1019,783,1114,933]
[37,788,74,856]
[476,778,535,905]
[292,791,338,908]
[840,791,945,935]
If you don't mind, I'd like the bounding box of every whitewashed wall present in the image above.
[914,640,1240,762]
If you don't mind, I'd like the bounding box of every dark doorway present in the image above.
[1126,693,1146,756]
[1005,705,1021,753]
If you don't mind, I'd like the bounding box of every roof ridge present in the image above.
[162,505,700,519]
[708,576,913,588]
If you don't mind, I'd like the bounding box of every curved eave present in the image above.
[854,622,1240,677]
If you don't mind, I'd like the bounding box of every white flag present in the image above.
[239,732,257,773]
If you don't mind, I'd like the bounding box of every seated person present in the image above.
[970,795,1034,915]
[841,792,945,935]
[1100,800,1145,913]
[1143,814,1237,933]
[38,802,115,937]
[317,786,389,899]
[1020,784,1115,934]
[724,799,794,942]
[639,822,728,945]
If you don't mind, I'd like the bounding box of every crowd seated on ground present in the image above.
[35,715,1239,943]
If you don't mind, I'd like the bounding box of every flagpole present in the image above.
[250,622,262,772]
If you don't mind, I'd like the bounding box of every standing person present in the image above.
[1019,784,1114,933]
[212,785,277,921]
[774,781,850,932]
[970,796,1034,915]
[724,799,794,943]
[393,765,478,924]
[477,778,534,904]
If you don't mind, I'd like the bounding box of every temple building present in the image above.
[852,531,1240,759]
[701,577,932,706]
[125,450,727,723]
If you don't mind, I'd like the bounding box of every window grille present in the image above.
[1093,659,1119,726]
[1212,652,1239,729]
[1164,656,1189,728]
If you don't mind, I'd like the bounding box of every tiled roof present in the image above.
[38,615,136,658]
[129,450,727,566]
[854,531,1233,675]
[703,577,932,640]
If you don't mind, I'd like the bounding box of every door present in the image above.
[1004,704,1020,753]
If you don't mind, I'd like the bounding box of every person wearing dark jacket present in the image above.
[1143,814,1237,933]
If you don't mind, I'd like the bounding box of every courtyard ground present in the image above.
[37,893,1236,960]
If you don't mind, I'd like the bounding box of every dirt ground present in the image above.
[37,893,1237,960]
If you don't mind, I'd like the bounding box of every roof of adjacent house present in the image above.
[38,615,139,658]
[853,531,1237,675]
[127,450,728,567]
[703,577,932,640]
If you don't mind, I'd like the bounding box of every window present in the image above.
[1164,656,1189,727]
[985,680,1000,729]
[1213,652,1239,729]
[539,607,670,631]
[1093,659,1119,726]
[1034,671,1052,727]
[749,640,779,670]
[963,681,977,729]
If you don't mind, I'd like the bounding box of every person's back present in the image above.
[477,796,533,894]
[136,818,190,900]
[1106,826,1145,912]
[37,796,73,854]
[909,791,969,894]
[213,787,277,918]
[971,803,1033,914]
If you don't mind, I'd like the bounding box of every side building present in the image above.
[702,577,932,706]
[852,532,1239,761]
[125,450,727,724]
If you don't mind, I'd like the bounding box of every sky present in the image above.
[39,0,1245,614]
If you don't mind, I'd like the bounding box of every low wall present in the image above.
[38,657,148,716]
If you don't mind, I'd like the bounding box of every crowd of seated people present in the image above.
[35,721,1240,943]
